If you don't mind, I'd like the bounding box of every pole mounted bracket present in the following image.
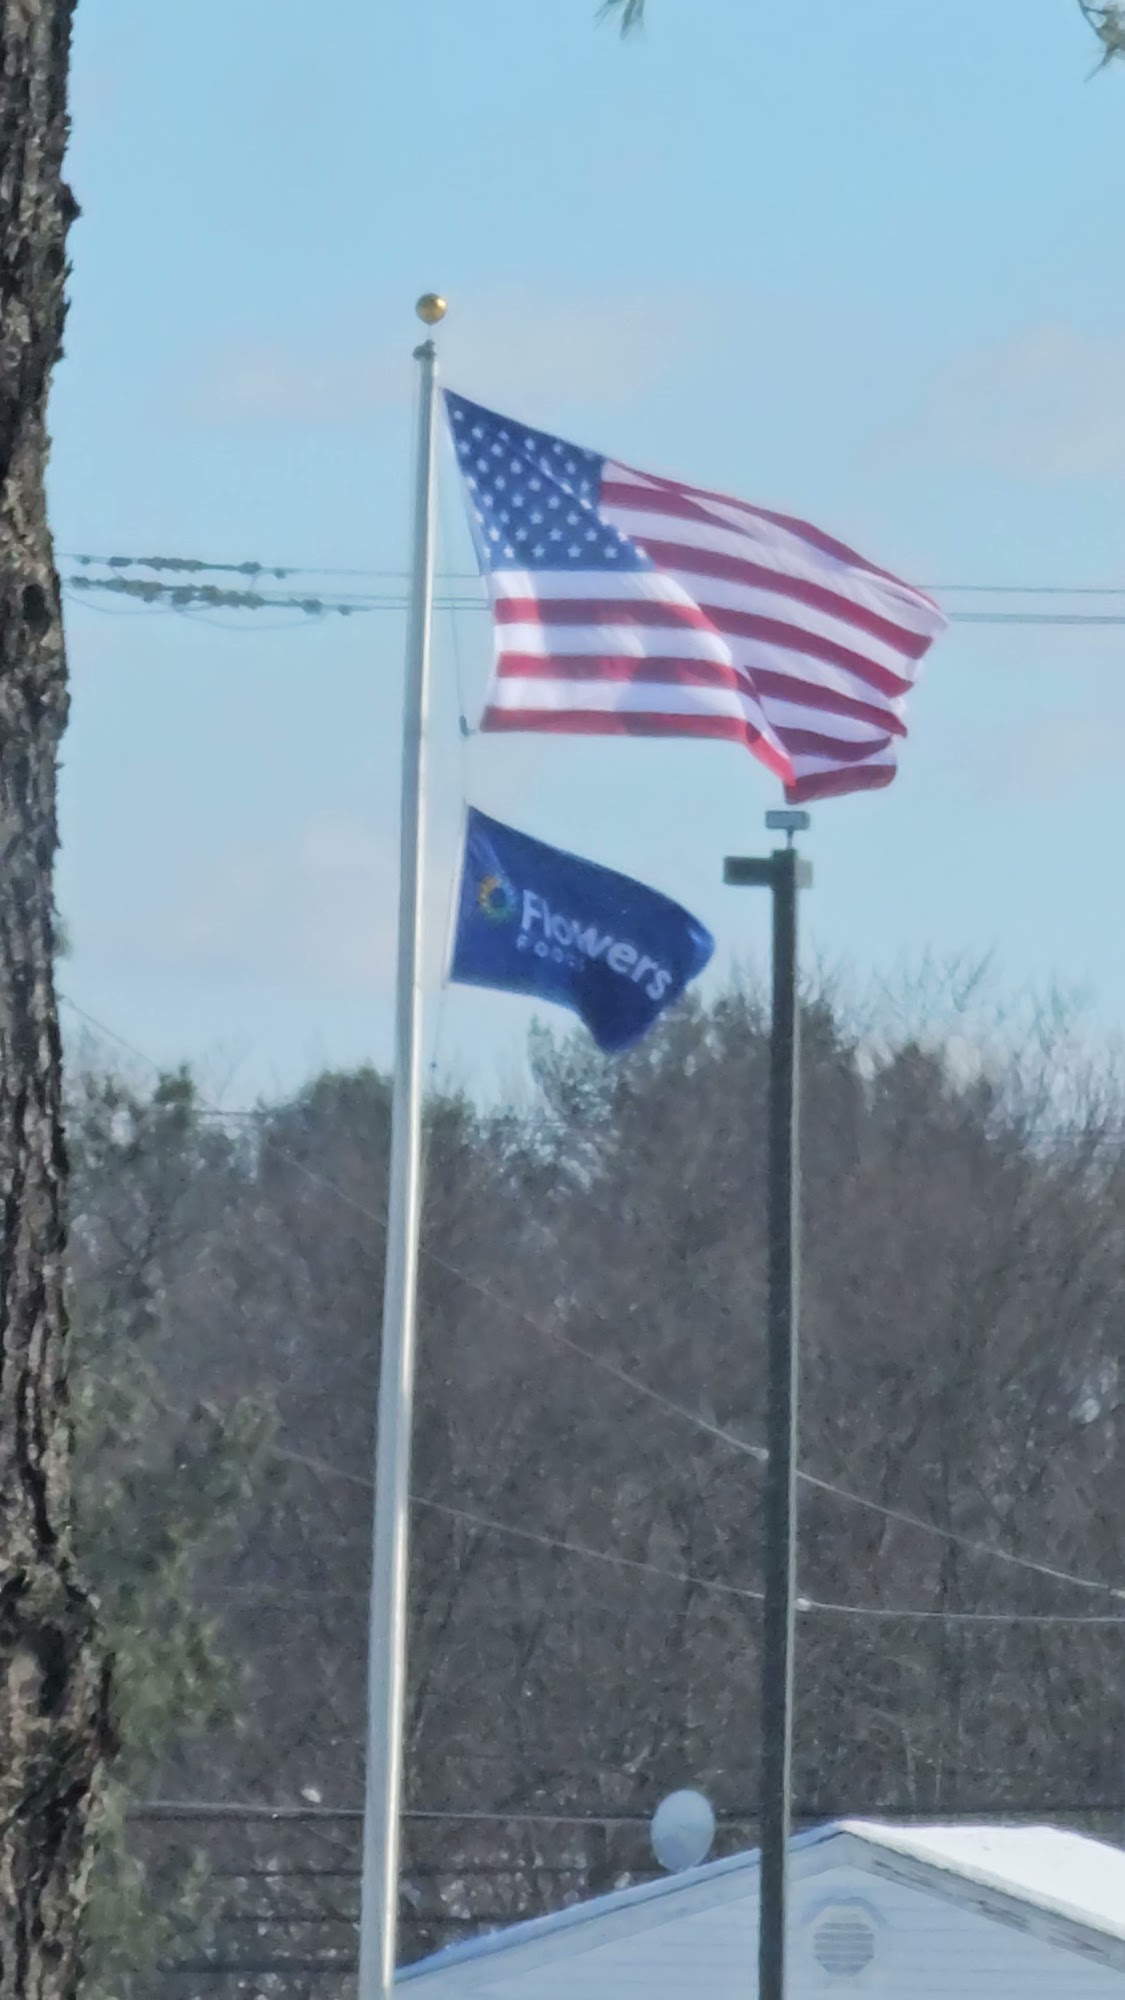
[724,854,813,891]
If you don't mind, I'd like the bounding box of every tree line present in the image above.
[67,972,1125,1995]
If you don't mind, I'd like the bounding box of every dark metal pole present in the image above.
[722,831,809,2000]
[758,844,800,2000]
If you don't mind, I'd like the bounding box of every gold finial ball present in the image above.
[415,293,447,326]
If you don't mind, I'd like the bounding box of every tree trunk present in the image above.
[0,5,113,1997]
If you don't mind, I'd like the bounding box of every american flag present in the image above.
[445,390,946,804]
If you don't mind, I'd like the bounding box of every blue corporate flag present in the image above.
[449,809,714,1054]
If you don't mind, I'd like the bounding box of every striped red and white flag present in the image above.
[445,391,946,804]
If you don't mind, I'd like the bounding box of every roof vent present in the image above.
[810,1904,877,1980]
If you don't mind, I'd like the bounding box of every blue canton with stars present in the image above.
[445,390,649,574]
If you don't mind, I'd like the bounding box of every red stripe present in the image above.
[494,595,717,633]
[713,610,915,700]
[615,528,933,660]
[481,705,793,783]
[735,505,942,615]
[753,668,906,739]
[483,703,898,801]
[493,656,903,750]
[495,653,755,693]
[778,727,894,763]
[608,462,942,613]
[600,476,748,541]
[786,762,897,805]
[491,594,913,698]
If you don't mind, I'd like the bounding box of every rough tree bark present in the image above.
[0,4,112,1998]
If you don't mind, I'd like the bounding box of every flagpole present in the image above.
[357,293,446,2000]
[724,812,810,2000]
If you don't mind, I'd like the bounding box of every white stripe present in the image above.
[790,760,897,792]
[489,562,919,687]
[487,675,899,769]
[672,572,920,682]
[722,638,908,719]
[757,698,897,747]
[494,626,911,732]
[600,504,940,652]
[605,462,944,634]
[488,568,697,606]
[789,745,897,779]
[495,623,733,664]
[489,600,909,721]
[485,675,775,731]
[491,640,901,742]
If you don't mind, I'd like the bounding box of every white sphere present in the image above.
[650,1789,716,1872]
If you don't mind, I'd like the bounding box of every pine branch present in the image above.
[1076,0,1125,71]
[599,0,646,35]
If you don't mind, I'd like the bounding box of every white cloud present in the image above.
[189,284,702,427]
[895,323,1125,482]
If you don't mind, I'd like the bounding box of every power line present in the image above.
[61,554,1125,596]
[130,1797,1125,1827]
[93,1336,1125,1631]
[59,560,1125,628]
[394,1492,762,1608]
[60,994,1125,1612]
[418,1249,1125,1605]
[159,1955,360,1977]
[948,610,1125,627]
[217,1485,1125,1624]
[193,1481,1125,1625]
[100,1343,1125,1634]
[104,1367,1074,1629]
[60,566,1125,629]
[934,583,1125,596]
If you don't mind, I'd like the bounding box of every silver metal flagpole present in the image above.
[357,292,446,2000]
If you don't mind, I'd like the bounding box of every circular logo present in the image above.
[477,872,518,923]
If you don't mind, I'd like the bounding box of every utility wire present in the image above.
[63,584,1125,631]
[209,1490,1125,1626]
[130,1796,1125,1826]
[60,564,1125,628]
[414,1495,763,1604]
[61,553,1125,596]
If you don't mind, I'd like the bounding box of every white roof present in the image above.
[400,1818,1125,1985]
[838,1820,1125,1945]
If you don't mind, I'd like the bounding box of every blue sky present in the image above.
[53,0,1125,1102]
